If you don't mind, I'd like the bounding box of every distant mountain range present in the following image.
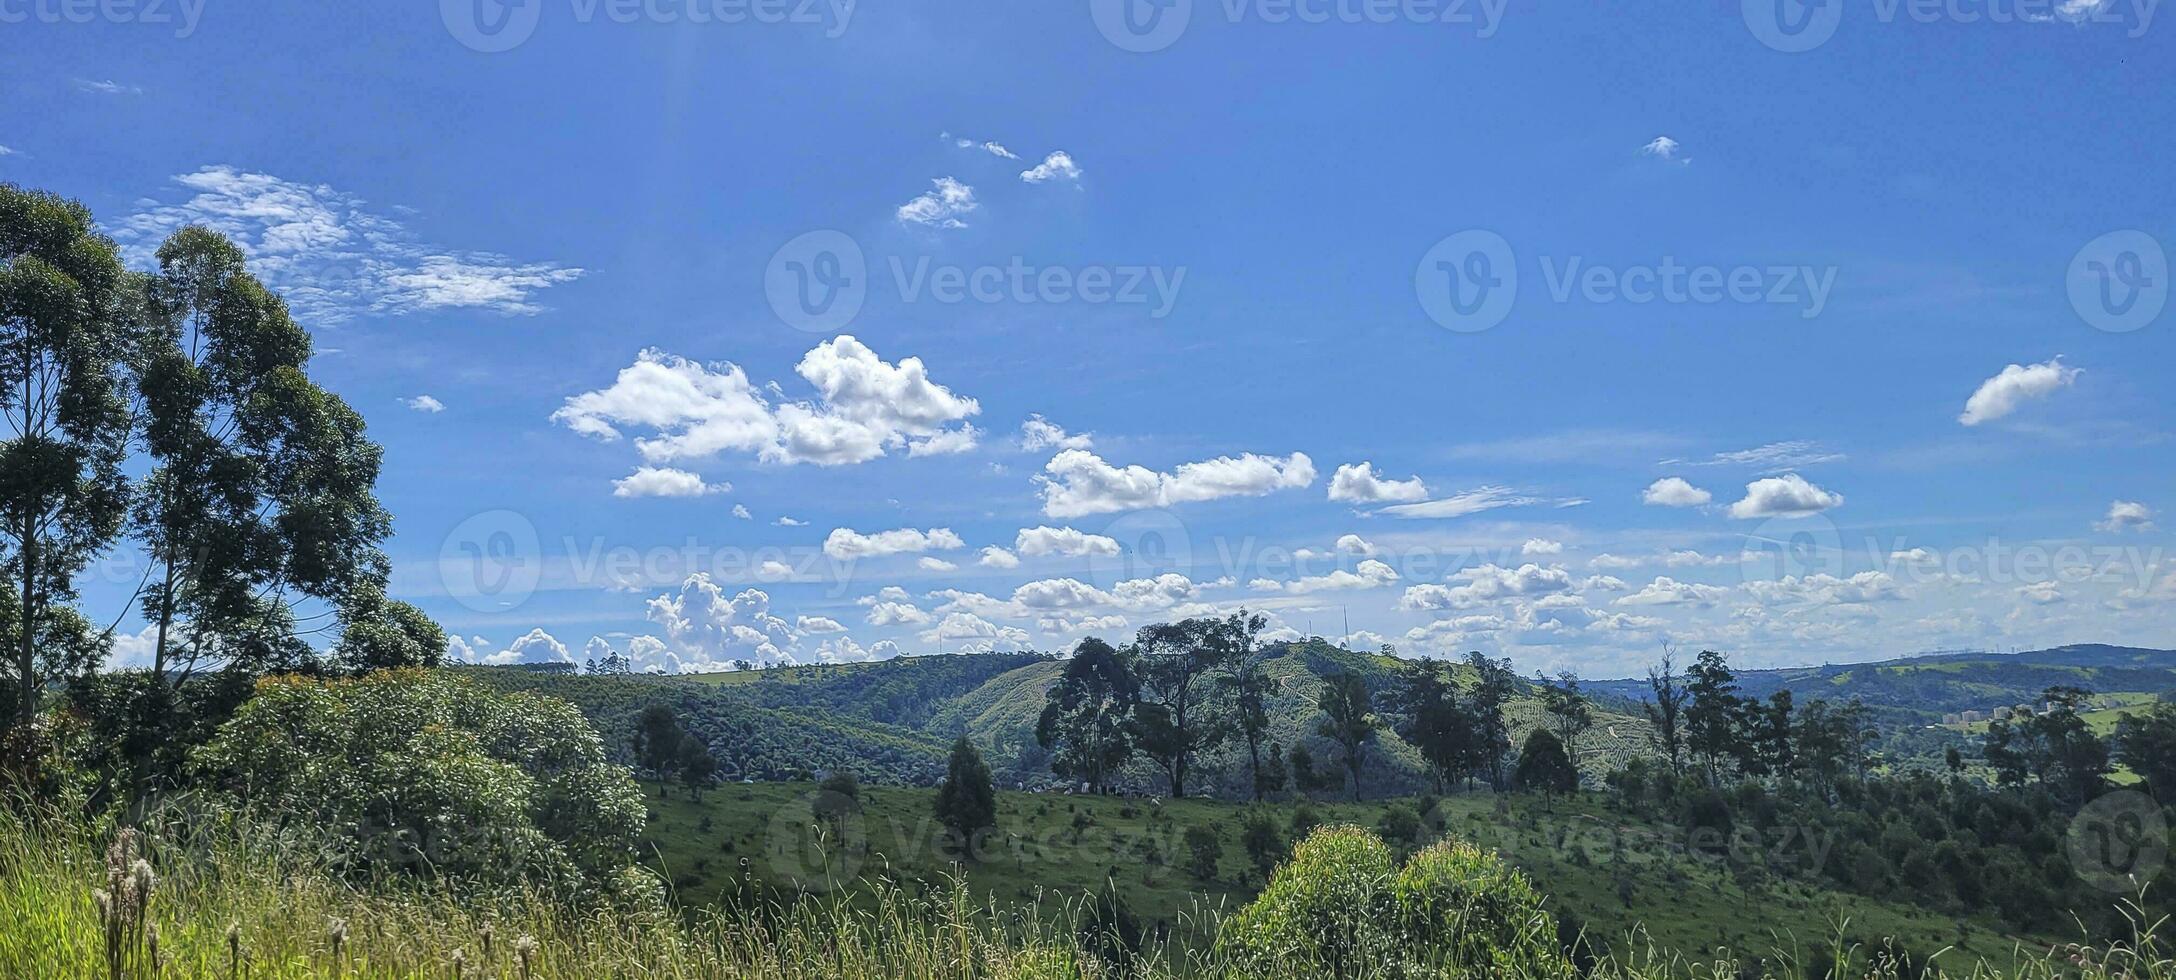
[466,642,2175,795]
[1586,643,2176,724]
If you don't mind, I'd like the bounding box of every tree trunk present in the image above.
[16,517,38,728]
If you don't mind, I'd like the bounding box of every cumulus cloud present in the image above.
[553,335,980,468]
[113,166,583,325]
[1035,449,1315,517]
[1615,576,1730,607]
[823,526,966,560]
[1013,577,1115,610]
[645,574,802,668]
[797,615,847,633]
[499,627,574,665]
[1019,414,1094,452]
[2097,500,2157,533]
[1020,151,1082,183]
[611,466,727,498]
[1257,559,1402,595]
[1401,563,1573,610]
[1744,571,1905,606]
[1958,357,2081,426]
[1523,538,1565,556]
[896,176,978,228]
[732,504,752,520]
[978,546,1021,569]
[1642,477,1711,507]
[403,395,445,413]
[775,516,807,526]
[1727,473,1843,518]
[1327,461,1429,504]
[918,557,958,572]
[1336,534,1378,556]
[1015,525,1121,558]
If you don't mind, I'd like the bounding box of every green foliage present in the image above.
[0,183,135,726]
[2116,700,2176,802]
[1240,807,1284,880]
[1183,824,1222,881]
[1218,824,1570,978]
[1316,673,1375,801]
[934,736,996,858]
[1515,729,1579,802]
[332,582,446,674]
[1033,637,1137,793]
[191,670,643,893]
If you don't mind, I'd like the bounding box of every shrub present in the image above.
[1218,825,1572,979]
[1183,824,1222,881]
[191,669,644,894]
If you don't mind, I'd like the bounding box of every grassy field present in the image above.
[636,780,2049,974]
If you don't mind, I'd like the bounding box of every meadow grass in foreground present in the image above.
[0,804,2168,979]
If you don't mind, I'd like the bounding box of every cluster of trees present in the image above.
[2,186,445,752]
[1637,647,1877,790]
[1035,612,1282,800]
[632,704,720,800]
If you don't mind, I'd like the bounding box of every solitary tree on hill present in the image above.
[1516,729,1579,808]
[934,735,997,860]
[1317,672,1375,802]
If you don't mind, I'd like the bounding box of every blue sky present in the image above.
[5,0,2172,678]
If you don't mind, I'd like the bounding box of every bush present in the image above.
[192,669,644,894]
[1218,825,1571,979]
[1183,824,1222,881]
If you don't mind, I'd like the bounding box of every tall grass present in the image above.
[0,803,2167,979]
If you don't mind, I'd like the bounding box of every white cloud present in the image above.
[113,166,582,324]
[1522,538,1565,556]
[1958,357,2081,426]
[553,336,979,468]
[732,504,752,520]
[947,134,1019,159]
[1642,477,1711,507]
[611,466,727,498]
[1015,525,1121,558]
[645,575,802,668]
[1640,136,1689,164]
[795,615,847,634]
[402,394,445,413]
[1020,151,1082,184]
[1376,486,1540,520]
[75,78,143,95]
[907,423,981,457]
[1615,576,1730,607]
[918,557,958,572]
[1727,473,1843,518]
[497,627,574,665]
[1745,571,1905,606]
[1662,441,1845,471]
[1336,534,1378,556]
[2017,581,2066,605]
[0,144,17,156]
[1327,461,1429,504]
[863,596,932,626]
[1111,573,1201,610]
[1013,577,1115,610]
[1260,559,1402,595]
[921,612,1031,651]
[896,176,978,228]
[823,526,966,560]
[1035,449,1315,517]
[978,546,1021,569]
[1636,136,1688,164]
[2097,500,2156,533]
[1401,563,1573,610]
[1019,414,1094,452]
[775,516,808,527]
